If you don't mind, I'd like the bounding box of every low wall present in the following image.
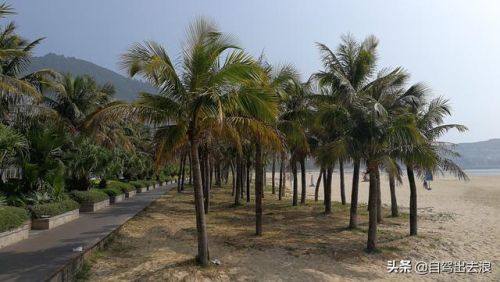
[0,222,30,249]
[32,210,79,230]
[79,199,110,212]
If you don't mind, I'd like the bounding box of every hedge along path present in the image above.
[0,184,174,282]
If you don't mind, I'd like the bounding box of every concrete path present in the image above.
[0,184,174,282]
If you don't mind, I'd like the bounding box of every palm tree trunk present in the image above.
[389,173,398,217]
[177,155,184,192]
[349,159,360,229]
[180,153,186,191]
[204,152,210,214]
[339,161,346,205]
[255,141,263,236]
[367,161,378,252]
[188,154,192,185]
[189,138,209,266]
[241,160,246,199]
[246,160,251,203]
[376,168,382,223]
[272,154,276,194]
[324,165,333,214]
[300,157,306,204]
[230,161,235,196]
[282,153,287,198]
[292,160,298,206]
[278,155,283,200]
[314,168,323,202]
[234,156,242,205]
[407,165,418,236]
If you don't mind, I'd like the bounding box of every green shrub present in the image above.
[101,187,122,197]
[0,206,29,232]
[30,199,80,218]
[128,180,146,189]
[70,189,109,204]
[106,181,134,193]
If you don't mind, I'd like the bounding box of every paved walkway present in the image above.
[0,184,174,282]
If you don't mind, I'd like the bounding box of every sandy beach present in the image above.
[276,170,500,280]
[88,172,500,281]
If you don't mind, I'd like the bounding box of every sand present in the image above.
[87,173,500,281]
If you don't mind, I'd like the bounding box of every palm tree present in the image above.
[403,96,468,235]
[45,74,114,131]
[278,79,310,206]
[360,67,433,251]
[0,3,57,121]
[98,18,273,266]
[0,124,27,181]
[312,34,379,227]
[242,61,293,235]
[309,88,350,214]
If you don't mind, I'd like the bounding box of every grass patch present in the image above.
[74,259,91,281]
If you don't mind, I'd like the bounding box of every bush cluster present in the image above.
[101,187,122,197]
[128,180,155,188]
[30,199,80,218]
[70,189,109,204]
[0,206,29,232]
[107,181,135,193]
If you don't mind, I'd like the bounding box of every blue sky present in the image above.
[11,0,500,143]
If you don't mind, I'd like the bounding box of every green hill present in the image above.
[26,53,156,101]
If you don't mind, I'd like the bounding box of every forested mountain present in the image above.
[27,53,156,101]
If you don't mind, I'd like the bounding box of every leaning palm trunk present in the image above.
[314,168,323,201]
[349,159,361,229]
[255,141,264,235]
[406,165,418,235]
[367,161,378,252]
[300,157,306,204]
[389,174,399,217]
[339,161,346,205]
[189,138,209,266]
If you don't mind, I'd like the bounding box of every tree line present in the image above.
[0,3,467,267]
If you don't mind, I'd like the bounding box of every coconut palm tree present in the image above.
[277,79,311,206]
[241,61,293,235]
[45,74,115,131]
[0,124,27,180]
[312,34,379,227]
[345,66,425,251]
[0,3,57,121]
[403,96,468,235]
[95,18,275,266]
